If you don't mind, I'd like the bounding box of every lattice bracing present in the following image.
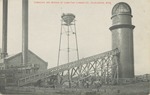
[18,49,119,87]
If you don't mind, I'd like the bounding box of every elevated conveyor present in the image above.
[18,49,119,86]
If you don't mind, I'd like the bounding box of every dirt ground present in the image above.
[1,82,150,95]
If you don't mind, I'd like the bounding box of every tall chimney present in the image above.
[1,0,8,59]
[22,0,28,65]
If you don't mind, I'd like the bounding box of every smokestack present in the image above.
[22,0,28,65]
[1,0,8,59]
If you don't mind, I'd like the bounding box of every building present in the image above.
[0,50,48,86]
[4,50,48,72]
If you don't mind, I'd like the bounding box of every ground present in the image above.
[1,82,150,95]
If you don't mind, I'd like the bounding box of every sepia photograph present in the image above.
[0,0,150,95]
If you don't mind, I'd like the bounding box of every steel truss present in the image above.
[18,49,119,87]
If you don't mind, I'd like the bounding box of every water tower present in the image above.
[57,13,79,66]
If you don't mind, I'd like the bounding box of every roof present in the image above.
[112,2,131,15]
[29,50,48,65]
[5,53,21,60]
[4,50,48,65]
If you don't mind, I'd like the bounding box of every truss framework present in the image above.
[18,49,119,87]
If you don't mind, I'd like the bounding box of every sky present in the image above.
[0,0,150,75]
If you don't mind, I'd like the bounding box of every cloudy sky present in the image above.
[0,0,150,75]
